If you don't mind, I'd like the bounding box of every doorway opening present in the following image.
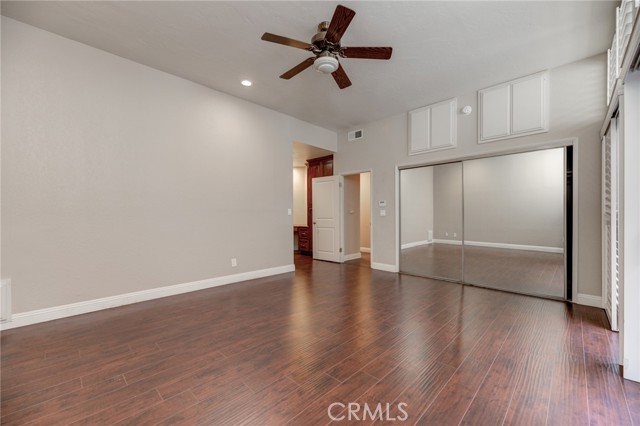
[342,172,372,268]
[292,142,333,263]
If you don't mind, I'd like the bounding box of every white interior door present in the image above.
[312,175,342,262]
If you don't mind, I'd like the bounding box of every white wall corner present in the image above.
[0,265,295,330]
[371,262,399,273]
[576,293,603,308]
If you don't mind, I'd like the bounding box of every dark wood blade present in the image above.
[331,63,352,89]
[341,47,393,60]
[326,5,356,44]
[261,33,313,50]
[280,57,315,79]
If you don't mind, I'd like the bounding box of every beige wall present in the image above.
[335,54,605,297]
[1,18,336,314]
[400,167,434,246]
[292,167,307,226]
[359,172,371,250]
[463,148,564,247]
[433,163,463,242]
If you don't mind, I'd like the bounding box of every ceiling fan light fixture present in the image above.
[313,54,339,74]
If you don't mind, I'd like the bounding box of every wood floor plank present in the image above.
[585,353,633,426]
[622,379,640,425]
[546,352,590,426]
[113,391,198,426]
[414,356,494,426]
[245,373,340,425]
[370,361,456,425]
[501,355,554,426]
[286,370,379,425]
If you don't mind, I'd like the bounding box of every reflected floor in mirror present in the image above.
[400,243,463,281]
[400,243,564,298]
[463,246,565,298]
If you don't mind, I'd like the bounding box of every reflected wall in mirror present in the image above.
[400,162,463,281]
[462,148,565,298]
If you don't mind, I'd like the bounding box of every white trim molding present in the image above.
[401,240,433,250]
[371,262,399,273]
[432,239,463,246]
[0,264,295,330]
[576,293,603,308]
[343,253,362,261]
[463,240,564,254]
[360,247,371,253]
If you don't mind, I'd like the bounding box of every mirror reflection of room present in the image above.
[400,162,463,281]
[462,148,565,298]
[399,147,567,299]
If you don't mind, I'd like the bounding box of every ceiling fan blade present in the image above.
[325,5,356,45]
[280,57,315,79]
[341,47,393,60]
[332,63,352,89]
[261,33,313,50]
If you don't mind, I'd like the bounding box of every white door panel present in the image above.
[312,176,342,262]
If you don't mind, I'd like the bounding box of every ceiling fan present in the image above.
[261,4,392,89]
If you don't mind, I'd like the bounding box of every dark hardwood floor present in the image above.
[1,254,638,425]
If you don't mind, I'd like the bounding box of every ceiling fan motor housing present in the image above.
[313,52,339,74]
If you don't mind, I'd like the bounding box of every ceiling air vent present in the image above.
[348,129,364,141]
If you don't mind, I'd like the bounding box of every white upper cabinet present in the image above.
[479,85,511,140]
[479,71,549,143]
[408,98,457,155]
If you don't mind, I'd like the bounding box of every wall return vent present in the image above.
[348,129,364,141]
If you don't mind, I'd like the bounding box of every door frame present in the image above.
[338,169,373,266]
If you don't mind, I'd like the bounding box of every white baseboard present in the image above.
[360,247,371,253]
[371,262,398,273]
[343,253,362,261]
[432,239,463,246]
[0,264,295,330]
[576,293,603,308]
[464,240,564,254]
[401,240,432,250]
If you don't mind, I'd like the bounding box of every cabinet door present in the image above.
[430,100,456,149]
[512,74,546,134]
[408,98,457,155]
[479,85,511,141]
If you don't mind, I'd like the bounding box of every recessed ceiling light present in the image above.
[241,80,252,87]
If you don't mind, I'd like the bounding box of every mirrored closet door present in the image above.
[462,148,566,298]
[399,162,463,281]
[399,147,568,299]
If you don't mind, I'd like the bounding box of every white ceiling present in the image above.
[2,1,616,133]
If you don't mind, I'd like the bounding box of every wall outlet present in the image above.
[231,258,237,267]
[287,208,292,216]
[453,233,457,237]
[445,232,449,237]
